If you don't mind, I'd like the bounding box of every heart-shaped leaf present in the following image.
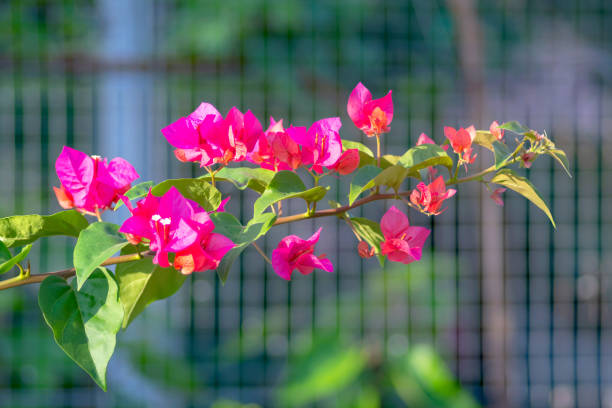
[116,247,186,328]
[74,222,129,289]
[0,244,32,275]
[348,165,382,205]
[253,171,328,215]
[201,167,276,194]
[491,169,555,227]
[397,144,453,174]
[0,210,89,248]
[210,212,277,283]
[473,130,496,150]
[38,267,123,390]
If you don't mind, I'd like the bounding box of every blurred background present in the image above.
[0,0,610,407]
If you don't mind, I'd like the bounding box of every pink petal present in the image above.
[55,146,95,204]
[380,205,410,239]
[368,90,393,125]
[271,247,293,280]
[297,253,333,274]
[106,157,139,189]
[347,82,372,128]
[416,133,435,145]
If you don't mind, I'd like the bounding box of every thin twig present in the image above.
[251,242,272,264]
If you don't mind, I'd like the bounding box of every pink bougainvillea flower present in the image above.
[207,107,264,165]
[490,187,507,206]
[490,121,504,141]
[329,148,360,175]
[119,187,234,274]
[216,197,230,213]
[271,227,333,280]
[410,175,457,215]
[521,152,536,168]
[416,133,436,146]
[289,118,343,174]
[250,118,302,171]
[347,82,393,137]
[357,241,375,259]
[444,125,477,164]
[380,206,430,264]
[54,146,138,215]
[161,102,224,166]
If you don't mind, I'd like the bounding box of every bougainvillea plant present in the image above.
[0,82,571,390]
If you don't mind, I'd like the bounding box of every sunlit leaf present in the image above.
[151,178,222,212]
[253,171,328,215]
[38,267,123,391]
[0,210,88,248]
[342,139,375,167]
[491,169,555,227]
[397,144,453,174]
[74,222,129,289]
[499,120,530,135]
[116,246,186,328]
[474,130,496,150]
[547,149,572,177]
[202,166,276,194]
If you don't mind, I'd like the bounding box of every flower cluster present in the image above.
[119,187,234,274]
[54,146,139,215]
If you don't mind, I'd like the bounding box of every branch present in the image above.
[0,250,154,291]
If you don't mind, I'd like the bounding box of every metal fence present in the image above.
[0,0,610,407]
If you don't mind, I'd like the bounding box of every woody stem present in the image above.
[0,250,154,291]
[252,242,272,264]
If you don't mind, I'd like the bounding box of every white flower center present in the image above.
[151,214,161,222]
[159,217,171,226]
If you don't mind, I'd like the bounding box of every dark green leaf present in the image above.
[547,149,572,177]
[253,171,328,215]
[38,267,123,391]
[0,241,11,263]
[116,247,186,328]
[349,217,385,266]
[397,144,453,174]
[201,167,276,194]
[493,140,513,169]
[113,181,154,210]
[499,120,530,135]
[491,169,555,227]
[74,222,129,289]
[0,210,89,248]
[151,178,222,211]
[211,212,277,283]
[348,165,382,205]
[0,244,32,275]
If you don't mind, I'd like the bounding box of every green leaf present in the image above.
[151,178,222,212]
[499,120,530,135]
[349,217,385,266]
[397,144,453,174]
[74,222,129,289]
[210,212,277,283]
[547,149,572,177]
[373,165,410,191]
[342,139,376,167]
[113,181,154,210]
[0,210,89,248]
[201,167,276,194]
[491,169,556,227]
[253,171,328,215]
[278,337,367,406]
[38,267,123,391]
[492,140,513,169]
[348,165,382,205]
[0,240,12,263]
[116,247,186,328]
[0,244,32,275]
[474,130,496,150]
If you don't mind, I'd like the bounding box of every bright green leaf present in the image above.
[342,139,376,167]
[151,178,222,212]
[211,212,277,283]
[38,268,123,391]
[493,140,513,169]
[201,167,276,194]
[397,144,453,174]
[0,210,89,248]
[74,222,129,289]
[349,217,385,266]
[116,247,186,328]
[253,171,328,215]
[491,169,556,227]
[499,120,530,135]
[113,181,154,210]
[0,244,32,275]
[547,149,572,177]
[349,165,382,205]
[373,165,410,191]
[474,130,496,150]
